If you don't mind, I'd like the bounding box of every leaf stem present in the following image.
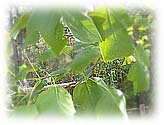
[25,53,41,80]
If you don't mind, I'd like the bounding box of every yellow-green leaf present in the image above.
[89,7,133,62]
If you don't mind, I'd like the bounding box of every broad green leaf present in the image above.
[135,44,150,67]
[110,7,133,29]
[128,61,150,93]
[73,42,87,51]
[62,9,100,43]
[10,13,31,37]
[89,7,133,62]
[12,104,38,116]
[24,10,67,55]
[92,77,109,89]
[128,44,150,93]
[73,78,107,114]
[23,30,39,48]
[37,49,56,62]
[100,37,133,62]
[26,10,60,33]
[36,87,76,116]
[95,88,127,117]
[44,20,68,56]
[70,46,99,73]
[73,77,127,116]
[89,7,132,41]
[88,11,106,41]
[23,10,56,47]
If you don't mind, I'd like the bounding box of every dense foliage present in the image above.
[7,6,153,117]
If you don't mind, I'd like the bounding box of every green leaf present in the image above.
[70,46,99,73]
[23,30,39,48]
[92,77,109,89]
[36,87,76,116]
[37,49,56,62]
[73,78,107,114]
[23,10,55,47]
[128,44,150,93]
[24,10,67,55]
[95,88,127,117]
[73,42,90,51]
[26,10,60,33]
[128,61,149,93]
[110,7,133,29]
[89,7,133,62]
[62,9,100,43]
[89,7,132,41]
[10,13,31,37]
[135,44,150,67]
[88,12,106,41]
[12,104,38,116]
[44,20,68,56]
[73,77,127,116]
[14,66,34,82]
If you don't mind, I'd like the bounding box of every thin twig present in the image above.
[21,81,77,94]
[25,53,41,80]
